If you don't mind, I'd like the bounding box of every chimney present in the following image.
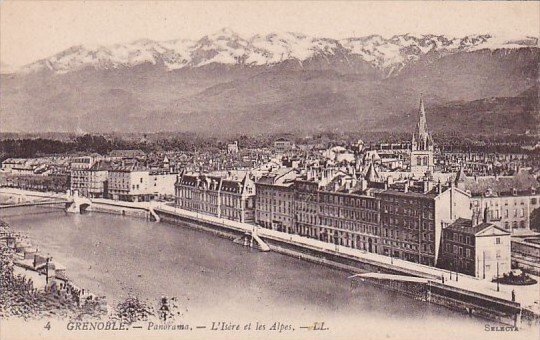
[483,206,491,224]
[423,179,433,193]
[471,210,479,226]
[361,178,368,192]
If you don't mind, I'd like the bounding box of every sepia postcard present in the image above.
[0,1,539,340]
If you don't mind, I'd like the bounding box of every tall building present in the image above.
[376,183,471,266]
[317,185,380,252]
[220,175,256,223]
[87,160,110,198]
[255,168,298,233]
[410,97,434,177]
[70,156,98,197]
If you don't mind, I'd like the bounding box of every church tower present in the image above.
[410,96,434,176]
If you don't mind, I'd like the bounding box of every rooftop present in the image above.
[446,218,509,236]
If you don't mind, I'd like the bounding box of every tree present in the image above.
[530,208,540,232]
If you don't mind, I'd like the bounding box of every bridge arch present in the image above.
[79,203,91,213]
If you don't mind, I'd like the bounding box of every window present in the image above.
[466,249,471,258]
[495,237,500,245]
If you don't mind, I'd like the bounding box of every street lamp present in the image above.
[482,251,486,279]
[45,257,51,285]
[496,261,500,292]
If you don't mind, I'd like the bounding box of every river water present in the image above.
[0,205,528,340]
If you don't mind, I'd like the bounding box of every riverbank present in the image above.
[0,219,107,320]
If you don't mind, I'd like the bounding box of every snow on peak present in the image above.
[19,30,539,75]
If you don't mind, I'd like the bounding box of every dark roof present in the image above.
[109,163,148,172]
[457,172,538,196]
[90,160,112,171]
[180,174,199,186]
[221,178,244,194]
[364,162,379,182]
[446,218,507,235]
[377,189,437,200]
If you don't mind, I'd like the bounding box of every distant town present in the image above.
[1,98,539,283]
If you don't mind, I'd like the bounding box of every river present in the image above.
[0,205,526,340]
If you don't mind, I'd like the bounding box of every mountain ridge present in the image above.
[0,30,538,135]
[11,30,539,77]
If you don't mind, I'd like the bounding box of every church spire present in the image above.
[417,94,428,137]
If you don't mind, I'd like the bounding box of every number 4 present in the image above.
[44,322,51,330]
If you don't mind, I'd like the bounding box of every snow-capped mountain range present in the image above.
[17,29,539,75]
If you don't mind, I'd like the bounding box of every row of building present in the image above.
[174,164,513,279]
[70,156,177,201]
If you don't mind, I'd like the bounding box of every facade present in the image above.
[456,169,539,233]
[293,179,320,237]
[439,218,511,279]
[70,156,97,197]
[255,169,297,233]
[317,190,380,252]
[376,184,471,266]
[410,98,434,176]
[107,166,152,202]
[470,189,539,233]
[86,161,110,198]
[220,176,256,222]
[175,172,256,223]
[148,170,178,199]
[176,174,223,216]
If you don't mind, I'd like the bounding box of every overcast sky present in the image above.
[1,1,539,67]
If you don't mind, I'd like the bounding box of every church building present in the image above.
[410,97,434,177]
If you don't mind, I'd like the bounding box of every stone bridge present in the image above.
[0,189,159,220]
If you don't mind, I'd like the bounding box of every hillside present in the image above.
[0,30,538,135]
